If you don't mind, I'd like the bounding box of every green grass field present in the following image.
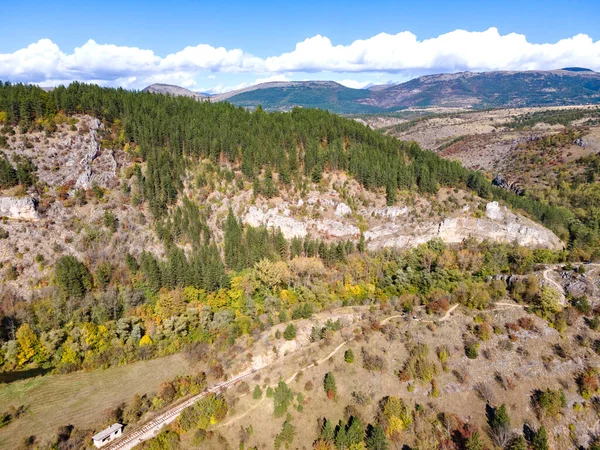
[0,354,198,449]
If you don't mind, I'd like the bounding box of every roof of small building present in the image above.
[92,423,123,441]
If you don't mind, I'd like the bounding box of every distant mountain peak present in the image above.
[143,69,600,113]
[143,83,208,100]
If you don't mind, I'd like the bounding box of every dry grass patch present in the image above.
[0,353,197,448]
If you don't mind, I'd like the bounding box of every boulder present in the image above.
[0,197,39,220]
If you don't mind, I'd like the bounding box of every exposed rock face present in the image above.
[242,195,562,251]
[143,83,209,101]
[68,118,117,191]
[243,206,359,239]
[368,206,408,218]
[315,219,360,238]
[365,201,563,250]
[244,206,308,239]
[0,197,39,220]
[335,202,352,217]
[492,174,525,196]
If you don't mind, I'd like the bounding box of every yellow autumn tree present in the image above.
[228,276,245,309]
[254,259,291,289]
[279,289,298,306]
[183,286,204,303]
[139,334,153,346]
[61,340,80,365]
[382,396,413,439]
[16,324,40,366]
[313,440,336,450]
[207,288,230,310]
[82,323,110,351]
[156,289,186,319]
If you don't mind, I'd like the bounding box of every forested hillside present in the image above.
[2,81,600,449]
[1,81,595,250]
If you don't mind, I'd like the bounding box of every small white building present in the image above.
[92,423,123,448]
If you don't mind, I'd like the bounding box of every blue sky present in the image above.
[2,0,599,92]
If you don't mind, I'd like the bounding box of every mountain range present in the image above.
[144,68,600,114]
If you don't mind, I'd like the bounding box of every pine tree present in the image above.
[324,372,337,399]
[334,421,349,450]
[274,416,295,449]
[274,229,288,259]
[489,403,511,448]
[365,424,388,450]
[532,426,548,450]
[0,153,17,189]
[273,381,294,418]
[139,251,162,292]
[346,416,365,446]
[290,237,303,258]
[224,208,243,270]
[385,179,397,205]
[263,166,279,198]
[252,177,261,198]
[55,255,93,299]
[321,419,335,442]
[465,431,484,450]
[125,253,139,272]
[509,435,527,450]
[279,164,291,185]
[358,234,366,253]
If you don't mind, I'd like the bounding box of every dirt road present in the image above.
[543,267,567,305]
[104,369,257,450]
[381,303,459,325]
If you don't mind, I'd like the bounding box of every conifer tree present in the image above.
[532,426,548,450]
[365,424,388,450]
[324,372,337,399]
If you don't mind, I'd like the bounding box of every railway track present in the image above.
[104,369,257,450]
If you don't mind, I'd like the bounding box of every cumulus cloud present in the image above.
[264,28,600,73]
[254,74,290,84]
[1,28,599,89]
[337,79,374,89]
[200,75,292,95]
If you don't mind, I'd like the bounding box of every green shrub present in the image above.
[283,323,297,341]
[532,388,566,418]
[252,385,263,400]
[465,342,479,359]
[344,348,354,363]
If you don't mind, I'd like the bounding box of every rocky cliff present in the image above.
[365,201,563,250]
[239,189,563,251]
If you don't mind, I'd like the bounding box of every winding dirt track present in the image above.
[381,303,459,325]
[543,267,567,304]
[103,267,576,448]
[218,340,352,428]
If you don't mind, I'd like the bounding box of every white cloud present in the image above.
[254,74,290,84]
[337,79,373,89]
[200,74,292,95]
[1,28,599,89]
[264,28,600,73]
